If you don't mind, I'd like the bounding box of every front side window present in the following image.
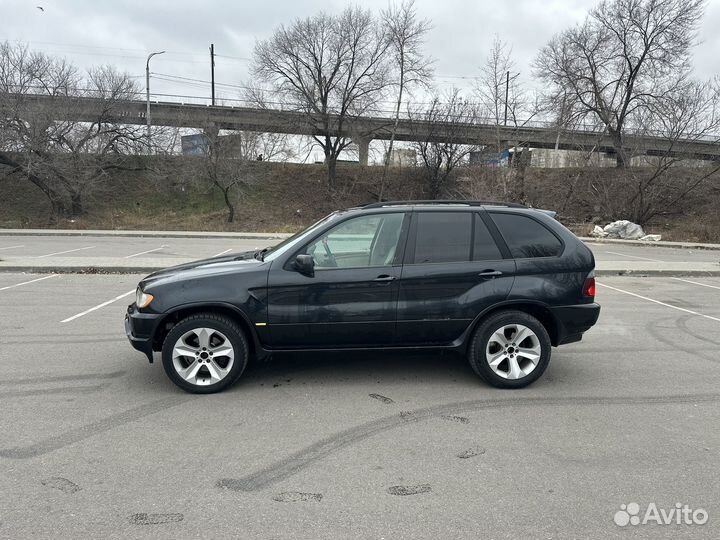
[263,212,339,262]
[304,213,405,269]
[490,212,563,258]
[413,212,472,264]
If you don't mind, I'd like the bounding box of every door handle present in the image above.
[478,270,503,277]
[373,274,396,282]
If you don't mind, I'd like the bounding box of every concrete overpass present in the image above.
[3,93,720,165]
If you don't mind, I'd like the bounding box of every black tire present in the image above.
[161,312,249,394]
[468,310,551,389]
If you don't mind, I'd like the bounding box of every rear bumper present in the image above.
[549,303,601,346]
[125,304,162,362]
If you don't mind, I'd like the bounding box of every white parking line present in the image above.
[671,277,720,291]
[597,282,720,323]
[61,289,135,323]
[0,245,24,251]
[125,246,166,259]
[37,246,96,258]
[0,274,60,291]
[213,249,232,257]
[603,250,663,263]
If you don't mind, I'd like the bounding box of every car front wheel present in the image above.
[161,313,249,394]
[468,310,551,389]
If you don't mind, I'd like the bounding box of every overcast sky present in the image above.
[3,0,719,108]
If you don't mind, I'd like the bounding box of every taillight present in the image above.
[583,275,596,299]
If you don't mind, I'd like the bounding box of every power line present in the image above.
[1,81,503,115]
[3,38,207,57]
[436,74,480,80]
[152,72,256,91]
[2,38,505,82]
[150,73,456,112]
[215,53,252,61]
[1,38,250,64]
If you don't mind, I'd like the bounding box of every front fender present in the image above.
[151,301,268,359]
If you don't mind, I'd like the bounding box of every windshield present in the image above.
[262,211,340,262]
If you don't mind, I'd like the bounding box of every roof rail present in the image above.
[363,200,527,209]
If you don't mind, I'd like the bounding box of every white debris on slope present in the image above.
[603,220,645,239]
[590,220,662,241]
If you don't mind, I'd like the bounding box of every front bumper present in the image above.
[125,304,162,362]
[549,303,601,345]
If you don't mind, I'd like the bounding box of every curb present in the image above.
[580,237,720,251]
[0,229,292,240]
[594,269,720,277]
[0,266,159,274]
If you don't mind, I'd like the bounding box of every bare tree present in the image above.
[0,43,78,216]
[201,131,239,223]
[181,125,292,223]
[234,131,294,162]
[475,36,526,130]
[411,90,477,198]
[0,43,146,219]
[591,78,720,225]
[251,7,391,189]
[534,0,707,168]
[378,0,432,200]
[472,37,537,199]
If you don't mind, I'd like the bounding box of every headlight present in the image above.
[135,286,154,309]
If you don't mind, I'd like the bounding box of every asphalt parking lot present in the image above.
[1,267,720,539]
[0,234,268,260]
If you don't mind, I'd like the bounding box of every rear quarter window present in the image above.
[490,212,563,258]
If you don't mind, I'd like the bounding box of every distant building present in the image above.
[181,133,210,156]
[530,148,616,168]
[181,132,248,158]
[469,148,514,168]
[387,148,416,167]
[469,150,509,168]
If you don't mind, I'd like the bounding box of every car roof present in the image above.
[345,201,556,218]
[362,200,526,210]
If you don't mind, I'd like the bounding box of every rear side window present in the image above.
[413,212,471,263]
[490,213,563,258]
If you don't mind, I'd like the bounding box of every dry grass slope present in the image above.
[1,159,718,242]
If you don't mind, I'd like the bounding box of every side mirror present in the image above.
[294,254,315,276]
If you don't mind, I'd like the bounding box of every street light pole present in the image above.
[146,50,166,147]
[504,70,510,126]
[210,43,215,106]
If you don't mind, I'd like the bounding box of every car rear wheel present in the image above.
[468,310,551,389]
[161,313,249,394]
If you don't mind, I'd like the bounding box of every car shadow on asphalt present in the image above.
[238,349,477,388]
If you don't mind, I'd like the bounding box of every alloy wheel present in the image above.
[485,324,542,380]
[172,327,235,386]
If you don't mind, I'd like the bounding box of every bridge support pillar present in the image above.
[203,125,219,139]
[353,136,371,166]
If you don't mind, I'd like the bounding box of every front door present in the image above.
[267,212,409,348]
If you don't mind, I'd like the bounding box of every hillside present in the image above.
[1,159,718,242]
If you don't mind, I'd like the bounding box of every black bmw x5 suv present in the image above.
[125,201,600,393]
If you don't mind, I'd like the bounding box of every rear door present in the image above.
[487,211,583,304]
[395,210,515,345]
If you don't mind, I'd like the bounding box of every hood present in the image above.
[140,250,265,289]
